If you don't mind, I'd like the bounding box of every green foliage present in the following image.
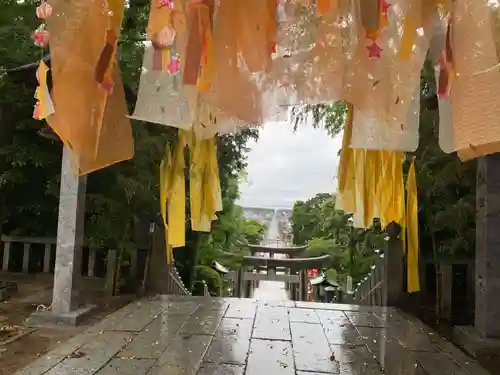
[194,265,222,296]
[291,101,347,138]
[291,193,384,285]
[412,61,476,258]
[241,219,266,245]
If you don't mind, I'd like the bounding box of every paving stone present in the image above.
[95,358,155,375]
[329,344,383,375]
[288,308,320,324]
[316,310,351,326]
[103,300,167,332]
[369,347,427,375]
[246,339,295,375]
[180,305,227,335]
[296,302,395,315]
[356,327,401,353]
[148,334,213,375]
[258,299,295,308]
[224,300,257,319]
[198,298,230,311]
[204,318,252,365]
[13,297,492,375]
[14,354,65,375]
[317,310,363,346]
[415,352,470,375]
[291,322,339,373]
[45,332,132,375]
[344,311,386,328]
[162,301,201,316]
[118,314,187,358]
[252,306,291,341]
[197,363,244,375]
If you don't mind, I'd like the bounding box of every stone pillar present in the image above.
[384,223,404,306]
[475,153,500,338]
[28,147,93,326]
[440,263,453,321]
[299,270,308,301]
[234,267,243,298]
[51,146,87,314]
[245,280,252,298]
[289,283,296,301]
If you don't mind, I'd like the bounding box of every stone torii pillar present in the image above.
[454,154,500,354]
[29,146,94,325]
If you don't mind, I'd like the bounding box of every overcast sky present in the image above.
[237,121,342,209]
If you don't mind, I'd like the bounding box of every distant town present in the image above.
[240,206,293,245]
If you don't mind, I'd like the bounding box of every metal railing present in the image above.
[353,252,386,306]
[167,265,191,296]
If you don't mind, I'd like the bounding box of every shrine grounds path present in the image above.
[14,295,491,375]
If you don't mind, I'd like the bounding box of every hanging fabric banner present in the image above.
[406,159,420,293]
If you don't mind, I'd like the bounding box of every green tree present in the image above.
[291,193,384,285]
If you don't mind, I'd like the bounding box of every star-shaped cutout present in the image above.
[367,42,383,58]
[381,0,391,13]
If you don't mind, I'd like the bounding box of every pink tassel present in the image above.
[32,25,50,47]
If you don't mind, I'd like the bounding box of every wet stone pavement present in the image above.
[15,296,491,375]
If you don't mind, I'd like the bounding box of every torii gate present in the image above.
[225,244,330,301]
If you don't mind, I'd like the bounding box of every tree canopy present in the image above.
[291,193,385,286]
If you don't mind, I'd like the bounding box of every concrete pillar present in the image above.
[51,146,87,314]
[384,223,404,306]
[475,153,500,337]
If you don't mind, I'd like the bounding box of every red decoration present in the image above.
[168,55,181,75]
[32,26,50,47]
[366,42,382,58]
[381,0,391,14]
[158,0,174,8]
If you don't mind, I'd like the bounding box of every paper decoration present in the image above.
[33,61,55,120]
[406,159,420,293]
[350,85,420,152]
[366,42,382,58]
[36,1,52,20]
[46,0,132,175]
[130,43,193,128]
[451,0,500,160]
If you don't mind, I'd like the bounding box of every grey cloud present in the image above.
[237,122,342,209]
